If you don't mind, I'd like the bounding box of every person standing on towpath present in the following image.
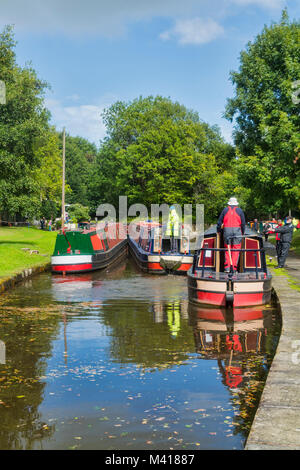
[217,197,246,273]
[274,216,294,268]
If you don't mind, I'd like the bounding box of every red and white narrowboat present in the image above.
[188,225,272,307]
[128,221,193,274]
[51,222,127,274]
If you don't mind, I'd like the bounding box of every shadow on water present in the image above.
[0,257,281,450]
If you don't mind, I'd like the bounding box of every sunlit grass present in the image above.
[266,244,300,291]
[290,229,300,256]
[0,227,57,279]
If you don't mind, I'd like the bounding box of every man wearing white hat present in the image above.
[217,197,246,272]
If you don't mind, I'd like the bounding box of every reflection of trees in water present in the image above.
[0,308,61,449]
[188,304,281,441]
[100,298,195,370]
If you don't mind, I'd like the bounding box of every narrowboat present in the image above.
[51,222,127,274]
[188,225,272,307]
[128,221,193,274]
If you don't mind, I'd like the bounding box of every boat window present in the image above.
[139,228,150,250]
[180,236,189,253]
[244,238,261,269]
[153,227,162,252]
[198,237,216,268]
[161,237,171,253]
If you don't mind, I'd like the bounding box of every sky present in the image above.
[0,0,299,145]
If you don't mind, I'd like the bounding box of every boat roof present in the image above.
[204,224,262,238]
[133,221,161,227]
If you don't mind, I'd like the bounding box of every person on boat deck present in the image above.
[274,216,294,268]
[165,205,180,252]
[217,197,246,273]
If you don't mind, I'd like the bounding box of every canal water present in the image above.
[0,258,281,450]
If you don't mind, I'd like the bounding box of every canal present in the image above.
[0,257,281,450]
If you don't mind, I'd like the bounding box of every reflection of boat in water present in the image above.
[152,299,188,338]
[52,274,95,284]
[189,304,274,389]
[128,221,193,274]
[188,225,272,307]
[51,222,127,274]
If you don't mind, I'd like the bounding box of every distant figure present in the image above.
[40,217,45,230]
[262,222,271,242]
[48,219,52,231]
[253,219,258,232]
[274,216,294,268]
[217,197,246,273]
[166,205,180,252]
[275,219,283,262]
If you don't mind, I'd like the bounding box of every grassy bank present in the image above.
[291,229,300,256]
[266,234,300,291]
[0,227,57,279]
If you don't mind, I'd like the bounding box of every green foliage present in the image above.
[59,134,97,207]
[90,96,234,222]
[0,25,51,219]
[67,203,90,222]
[225,10,300,216]
[34,128,69,219]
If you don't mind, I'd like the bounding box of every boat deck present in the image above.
[189,270,272,281]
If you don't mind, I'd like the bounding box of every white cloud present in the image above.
[0,0,201,37]
[231,0,285,8]
[160,17,224,45]
[0,0,287,37]
[45,97,109,144]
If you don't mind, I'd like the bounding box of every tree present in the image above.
[59,134,97,208]
[0,25,50,220]
[225,10,300,216]
[67,203,90,222]
[34,128,68,219]
[90,96,233,222]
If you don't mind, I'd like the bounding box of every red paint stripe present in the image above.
[196,291,226,307]
[176,263,193,272]
[148,262,164,270]
[233,292,264,307]
[52,264,93,272]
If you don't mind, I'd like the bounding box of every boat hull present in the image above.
[187,270,272,307]
[128,238,193,274]
[51,239,127,274]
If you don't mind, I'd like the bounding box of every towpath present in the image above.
[246,241,300,450]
